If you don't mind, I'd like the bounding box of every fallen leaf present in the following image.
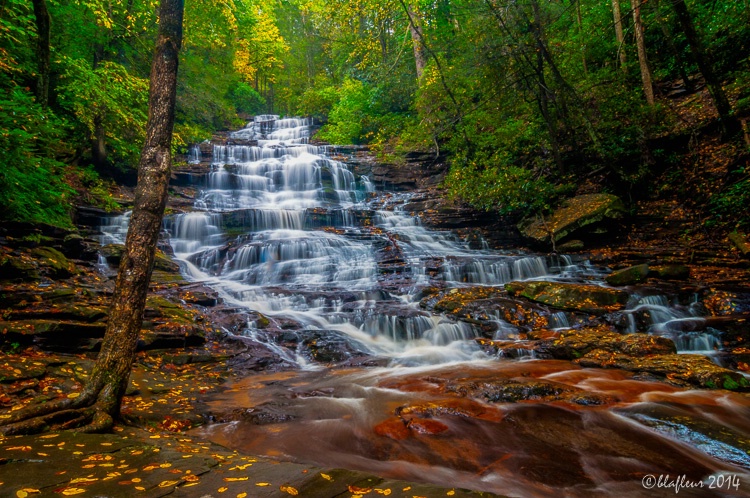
[280,485,299,495]
[320,473,332,481]
[61,489,86,496]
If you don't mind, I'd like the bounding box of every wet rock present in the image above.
[100,243,179,273]
[649,264,690,280]
[374,417,410,440]
[729,231,750,257]
[295,330,371,364]
[0,254,39,281]
[577,350,750,390]
[61,233,99,261]
[518,193,626,247]
[30,247,78,278]
[605,264,650,286]
[0,358,47,382]
[538,327,677,359]
[557,239,584,251]
[505,280,629,314]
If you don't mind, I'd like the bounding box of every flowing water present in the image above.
[100,116,750,496]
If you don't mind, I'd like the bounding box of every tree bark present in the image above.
[85,0,184,413]
[406,3,427,79]
[611,0,627,72]
[0,0,184,436]
[31,0,51,108]
[631,0,654,104]
[671,0,739,138]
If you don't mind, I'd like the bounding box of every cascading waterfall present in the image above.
[95,115,750,496]
[99,115,725,364]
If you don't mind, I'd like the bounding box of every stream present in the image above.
[101,116,750,497]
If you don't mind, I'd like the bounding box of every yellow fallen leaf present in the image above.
[67,393,80,399]
[375,490,392,496]
[255,482,271,487]
[183,482,199,487]
[70,477,97,484]
[280,485,299,495]
[237,494,248,498]
[16,491,28,498]
[160,463,172,468]
[229,463,253,471]
[447,491,456,496]
[135,486,145,491]
[223,477,249,482]
[131,478,141,483]
[320,473,332,481]
[159,480,179,488]
[218,487,228,493]
[61,489,86,496]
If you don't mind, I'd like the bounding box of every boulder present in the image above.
[605,264,650,286]
[537,327,677,359]
[518,193,626,247]
[505,280,629,314]
[578,350,750,391]
[649,264,690,280]
[100,243,179,273]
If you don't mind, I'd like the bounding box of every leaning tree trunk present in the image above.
[631,0,654,104]
[671,0,739,139]
[31,0,51,108]
[0,0,184,436]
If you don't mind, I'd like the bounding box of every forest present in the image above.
[2,0,750,496]
[2,0,749,227]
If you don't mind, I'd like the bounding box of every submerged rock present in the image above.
[505,280,629,314]
[518,193,626,247]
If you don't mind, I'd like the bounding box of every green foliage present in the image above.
[297,85,339,122]
[708,165,750,229]
[445,162,562,217]
[0,87,74,227]
[316,78,383,144]
[57,57,149,169]
[228,82,266,115]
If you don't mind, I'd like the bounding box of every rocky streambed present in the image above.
[2,116,750,496]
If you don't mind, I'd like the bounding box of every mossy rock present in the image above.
[649,264,690,280]
[578,350,750,391]
[101,244,179,273]
[605,264,650,286]
[30,247,78,278]
[505,280,629,314]
[539,327,676,359]
[0,254,39,281]
[518,193,626,246]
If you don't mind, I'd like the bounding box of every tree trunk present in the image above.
[575,0,587,75]
[406,3,427,79]
[671,0,739,138]
[631,0,654,104]
[31,0,51,108]
[654,0,692,92]
[611,0,627,72]
[0,0,184,436]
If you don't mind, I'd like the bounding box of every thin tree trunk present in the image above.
[31,0,50,108]
[612,0,627,72]
[80,0,184,415]
[406,3,427,79]
[654,0,692,92]
[671,0,739,138]
[575,0,587,75]
[631,0,654,104]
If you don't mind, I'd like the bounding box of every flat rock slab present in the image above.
[0,430,501,497]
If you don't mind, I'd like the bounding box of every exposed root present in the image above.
[0,392,113,436]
